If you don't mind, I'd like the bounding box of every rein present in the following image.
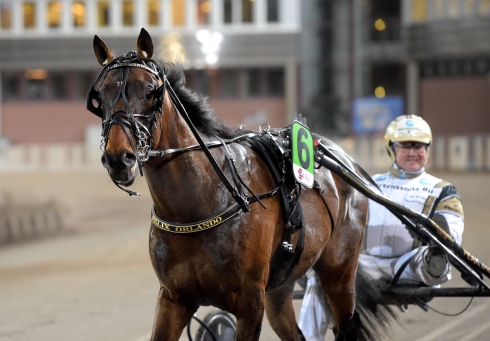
[164,80,251,213]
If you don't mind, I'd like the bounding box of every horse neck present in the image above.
[144,94,223,220]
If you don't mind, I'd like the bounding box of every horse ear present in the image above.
[93,35,115,66]
[137,28,154,59]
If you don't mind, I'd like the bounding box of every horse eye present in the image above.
[146,91,153,100]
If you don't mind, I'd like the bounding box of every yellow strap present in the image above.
[151,203,242,233]
[421,180,450,216]
[414,180,451,249]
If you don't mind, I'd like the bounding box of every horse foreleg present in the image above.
[233,290,265,341]
[265,282,306,341]
[323,287,358,341]
[150,287,196,341]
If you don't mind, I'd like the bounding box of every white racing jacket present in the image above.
[298,167,466,339]
[364,168,464,258]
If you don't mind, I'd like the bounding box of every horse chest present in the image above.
[150,228,241,270]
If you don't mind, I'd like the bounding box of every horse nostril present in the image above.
[121,152,137,168]
[100,153,107,168]
[101,152,136,170]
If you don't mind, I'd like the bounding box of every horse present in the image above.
[87,28,395,341]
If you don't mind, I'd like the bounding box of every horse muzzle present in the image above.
[101,151,138,185]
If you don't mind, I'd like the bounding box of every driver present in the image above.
[298,115,465,340]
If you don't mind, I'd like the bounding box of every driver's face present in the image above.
[394,141,428,172]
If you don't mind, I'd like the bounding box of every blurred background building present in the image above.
[0,0,489,172]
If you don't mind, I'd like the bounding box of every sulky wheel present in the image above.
[194,309,236,341]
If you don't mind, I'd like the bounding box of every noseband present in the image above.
[86,51,165,172]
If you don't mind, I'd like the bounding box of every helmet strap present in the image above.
[390,162,425,179]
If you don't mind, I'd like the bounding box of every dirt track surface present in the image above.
[1,171,490,341]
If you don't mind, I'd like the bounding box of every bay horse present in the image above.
[87,28,394,341]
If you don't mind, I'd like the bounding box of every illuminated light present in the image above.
[47,2,62,27]
[25,69,48,80]
[374,18,386,31]
[49,2,62,12]
[195,29,223,66]
[200,1,212,13]
[201,42,218,54]
[211,31,223,43]
[72,3,85,16]
[196,29,210,43]
[205,53,218,65]
[23,4,34,15]
[48,1,61,13]
[374,86,386,99]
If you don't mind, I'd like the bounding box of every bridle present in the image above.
[86,51,165,173]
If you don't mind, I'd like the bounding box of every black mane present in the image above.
[161,61,238,139]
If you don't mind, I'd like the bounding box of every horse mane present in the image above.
[160,61,239,139]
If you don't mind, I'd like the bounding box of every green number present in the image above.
[291,121,314,188]
[297,128,310,169]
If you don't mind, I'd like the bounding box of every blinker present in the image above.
[86,86,103,118]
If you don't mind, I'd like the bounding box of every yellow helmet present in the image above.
[384,115,432,163]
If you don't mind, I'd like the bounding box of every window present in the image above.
[197,0,211,25]
[370,63,405,97]
[98,1,110,27]
[267,68,284,96]
[246,68,261,97]
[207,69,219,96]
[172,0,185,26]
[195,70,210,96]
[78,72,96,99]
[222,69,238,97]
[267,0,279,22]
[1,72,20,101]
[242,0,253,23]
[122,0,133,26]
[420,58,490,78]
[412,0,427,22]
[72,2,86,27]
[369,0,400,41]
[47,1,62,28]
[0,1,12,29]
[224,0,232,23]
[475,58,490,75]
[148,0,159,26]
[51,73,67,99]
[25,69,48,100]
[23,2,36,28]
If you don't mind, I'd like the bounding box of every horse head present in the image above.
[88,28,165,187]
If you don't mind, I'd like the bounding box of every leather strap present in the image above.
[151,203,242,233]
[166,81,250,213]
